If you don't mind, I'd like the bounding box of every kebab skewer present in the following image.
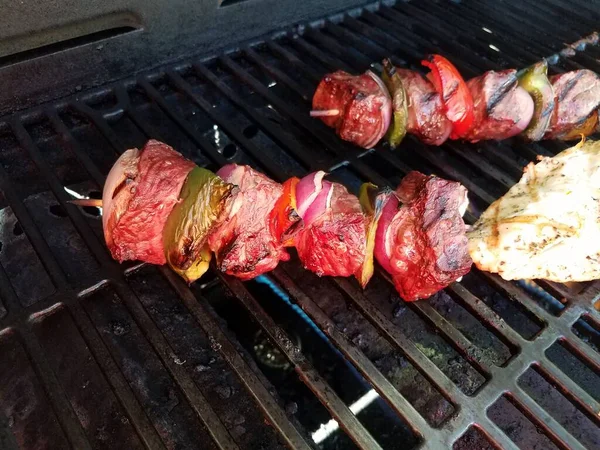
[311,55,600,149]
[79,140,472,301]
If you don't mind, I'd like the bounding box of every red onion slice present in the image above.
[102,148,140,233]
[217,164,246,184]
[301,181,333,226]
[373,193,399,274]
[296,171,327,217]
[363,71,393,149]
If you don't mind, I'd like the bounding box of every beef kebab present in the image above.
[79,139,472,301]
[311,55,600,149]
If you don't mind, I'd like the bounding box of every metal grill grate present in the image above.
[0,1,599,449]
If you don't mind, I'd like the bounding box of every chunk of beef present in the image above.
[208,165,289,279]
[463,70,534,142]
[110,140,195,264]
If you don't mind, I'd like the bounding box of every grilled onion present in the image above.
[101,149,140,248]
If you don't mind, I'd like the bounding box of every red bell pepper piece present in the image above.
[422,55,474,139]
[269,177,301,246]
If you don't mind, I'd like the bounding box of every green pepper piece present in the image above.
[382,58,408,149]
[163,167,234,283]
[357,182,389,288]
[518,60,555,141]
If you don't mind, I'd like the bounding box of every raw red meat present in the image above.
[109,140,195,264]
[378,172,471,301]
[312,70,391,148]
[294,182,367,278]
[395,69,453,146]
[208,164,290,279]
[463,70,534,142]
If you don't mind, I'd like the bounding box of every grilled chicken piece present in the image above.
[544,70,600,140]
[463,70,534,142]
[395,69,453,146]
[467,140,600,282]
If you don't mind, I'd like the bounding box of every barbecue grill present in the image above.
[0,0,599,449]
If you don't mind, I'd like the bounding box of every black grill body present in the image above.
[0,1,599,449]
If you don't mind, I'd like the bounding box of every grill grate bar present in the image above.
[5,127,166,450]
[19,330,94,450]
[220,275,384,450]
[475,416,521,450]
[290,36,356,74]
[46,110,106,186]
[408,300,493,376]
[243,49,310,100]
[341,15,435,69]
[63,302,168,450]
[160,268,313,450]
[11,115,241,450]
[444,283,524,348]
[559,334,600,373]
[0,411,19,450]
[332,278,466,404]
[83,99,315,448]
[136,79,230,168]
[511,388,586,450]
[23,106,246,450]
[266,41,323,84]
[537,359,600,424]
[479,271,559,324]
[0,118,166,449]
[270,268,437,442]
[191,61,318,174]
[71,102,127,156]
[320,20,392,66]
[302,28,373,73]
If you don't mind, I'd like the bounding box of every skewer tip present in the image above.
[310,109,340,117]
[69,198,104,208]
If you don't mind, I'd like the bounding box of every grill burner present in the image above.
[0,1,599,449]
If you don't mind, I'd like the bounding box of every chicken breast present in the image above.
[467,139,600,282]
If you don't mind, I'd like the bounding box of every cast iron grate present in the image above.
[0,1,599,449]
